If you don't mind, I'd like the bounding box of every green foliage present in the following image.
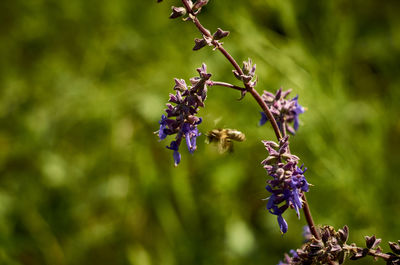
[0,0,399,264]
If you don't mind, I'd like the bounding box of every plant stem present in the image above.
[248,88,282,140]
[208,81,246,91]
[302,193,320,240]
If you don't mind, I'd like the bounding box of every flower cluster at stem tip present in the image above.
[158,64,211,166]
[259,88,305,135]
[261,136,309,233]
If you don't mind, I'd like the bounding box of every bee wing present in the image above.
[226,130,245,142]
[218,138,233,153]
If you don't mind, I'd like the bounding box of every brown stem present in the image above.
[208,81,246,91]
[248,88,282,140]
[185,5,243,74]
[302,193,320,240]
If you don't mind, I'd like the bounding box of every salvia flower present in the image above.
[259,88,305,135]
[261,136,309,233]
[158,64,211,166]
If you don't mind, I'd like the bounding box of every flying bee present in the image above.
[205,128,246,153]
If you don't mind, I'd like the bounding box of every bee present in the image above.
[205,128,246,153]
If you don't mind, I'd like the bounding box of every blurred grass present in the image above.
[0,0,399,264]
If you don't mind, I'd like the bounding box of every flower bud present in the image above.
[337,225,349,243]
[193,0,209,10]
[389,242,400,255]
[193,38,207,51]
[169,6,186,19]
[213,28,230,40]
[365,235,381,249]
[174,78,187,92]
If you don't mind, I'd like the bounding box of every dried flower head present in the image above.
[279,226,350,265]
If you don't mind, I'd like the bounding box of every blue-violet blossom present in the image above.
[261,136,309,233]
[259,88,305,135]
[158,64,211,166]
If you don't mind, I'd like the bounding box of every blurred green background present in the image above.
[1,0,400,264]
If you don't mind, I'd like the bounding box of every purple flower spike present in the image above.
[157,64,212,166]
[262,136,310,233]
[260,88,305,135]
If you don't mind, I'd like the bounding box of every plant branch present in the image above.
[302,193,320,240]
[208,81,246,91]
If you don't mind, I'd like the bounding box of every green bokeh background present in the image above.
[1,0,400,264]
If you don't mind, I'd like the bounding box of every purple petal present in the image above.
[173,150,181,166]
[289,249,299,258]
[166,140,179,151]
[292,189,302,218]
[259,112,268,126]
[278,215,288,234]
[266,194,275,210]
[158,115,168,140]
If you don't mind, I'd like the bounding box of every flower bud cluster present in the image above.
[350,236,400,264]
[261,136,309,233]
[280,227,400,265]
[158,64,211,166]
[167,1,209,19]
[388,241,400,264]
[233,58,258,89]
[193,28,230,51]
[279,226,350,265]
[232,58,258,99]
[259,88,305,135]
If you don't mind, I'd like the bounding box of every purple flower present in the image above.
[261,136,310,233]
[292,95,305,131]
[158,114,169,140]
[182,121,201,154]
[278,249,300,265]
[157,64,211,166]
[167,141,181,166]
[259,88,305,135]
[289,249,299,259]
[259,112,268,126]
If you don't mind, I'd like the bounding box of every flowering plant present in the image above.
[156,1,400,264]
